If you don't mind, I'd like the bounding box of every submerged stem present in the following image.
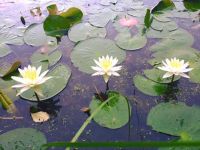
[34,92,40,102]
[66,96,116,150]
[106,81,109,91]
[171,74,175,83]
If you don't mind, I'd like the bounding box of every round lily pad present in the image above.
[0,128,46,150]
[89,91,131,129]
[0,44,12,58]
[68,23,107,42]
[20,64,71,101]
[133,75,169,96]
[48,51,62,67]
[151,19,177,32]
[150,29,194,52]
[89,9,117,27]
[24,24,57,46]
[147,102,200,139]
[70,38,126,74]
[189,61,200,83]
[115,31,147,50]
[144,68,180,83]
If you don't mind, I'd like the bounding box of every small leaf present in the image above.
[144,9,153,29]
[31,111,50,123]
[151,0,175,14]
[47,4,58,15]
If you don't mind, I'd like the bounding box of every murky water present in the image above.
[0,0,200,150]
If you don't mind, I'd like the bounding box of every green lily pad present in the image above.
[0,61,21,78]
[24,24,46,46]
[152,47,199,62]
[48,51,62,67]
[150,29,194,52]
[189,61,200,83]
[151,19,178,32]
[89,91,131,129]
[30,50,62,67]
[0,128,46,150]
[20,64,71,101]
[89,9,117,27]
[115,31,147,51]
[144,68,180,83]
[70,38,126,74]
[68,23,107,42]
[0,44,12,58]
[147,102,200,139]
[44,7,83,37]
[133,75,168,96]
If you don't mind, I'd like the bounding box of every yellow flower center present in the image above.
[23,70,37,81]
[101,60,112,71]
[170,60,182,69]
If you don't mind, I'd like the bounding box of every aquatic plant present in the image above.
[91,55,122,83]
[158,58,193,82]
[119,17,138,27]
[11,65,52,101]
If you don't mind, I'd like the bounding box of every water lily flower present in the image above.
[91,55,122,83]
[158,58,193,79]
[119,17,138,27]
[11,65,52,96]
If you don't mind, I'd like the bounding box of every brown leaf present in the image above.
[80,107,90,113]
[31,111,50,123]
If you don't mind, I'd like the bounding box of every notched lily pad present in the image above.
[89,91,131,129]
[133,75,168,96]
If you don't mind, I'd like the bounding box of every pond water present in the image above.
[0,0,200,150]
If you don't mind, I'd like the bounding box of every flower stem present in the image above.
[106,81,109,91]
[65,96,116,150]
[171,74,175,83]
[34,92,40,102]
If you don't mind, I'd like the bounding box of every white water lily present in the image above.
[158,58,193,79]
[11,65,52,96]
[91,55,122,83]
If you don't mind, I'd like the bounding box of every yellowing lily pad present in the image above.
[89,91,131,129]
[70,38,126,74]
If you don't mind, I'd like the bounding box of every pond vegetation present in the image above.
[0,0,200,149]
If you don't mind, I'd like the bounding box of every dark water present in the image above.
[0,0,200,150]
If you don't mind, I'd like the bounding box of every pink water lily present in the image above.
[119,17,138,27]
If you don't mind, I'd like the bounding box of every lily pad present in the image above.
[30,50,62,67]
[20,64,71,101]
[0,44,12,57]
[89,91,131,129]
[189,61,200,83]
[144,68,180,83]
[147,102,200,140]
[48,51,62,67]
[0,128,46,150]
[133,75,169,96]
[0,61,21,78]
[68,23,107,42]
[115,31,147,50]
[183,0,200,12]
[24,24,47,46]
[150,29,194,52]
[89,9,117,27]
[70,38,126,74]
[151,19,178,32]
